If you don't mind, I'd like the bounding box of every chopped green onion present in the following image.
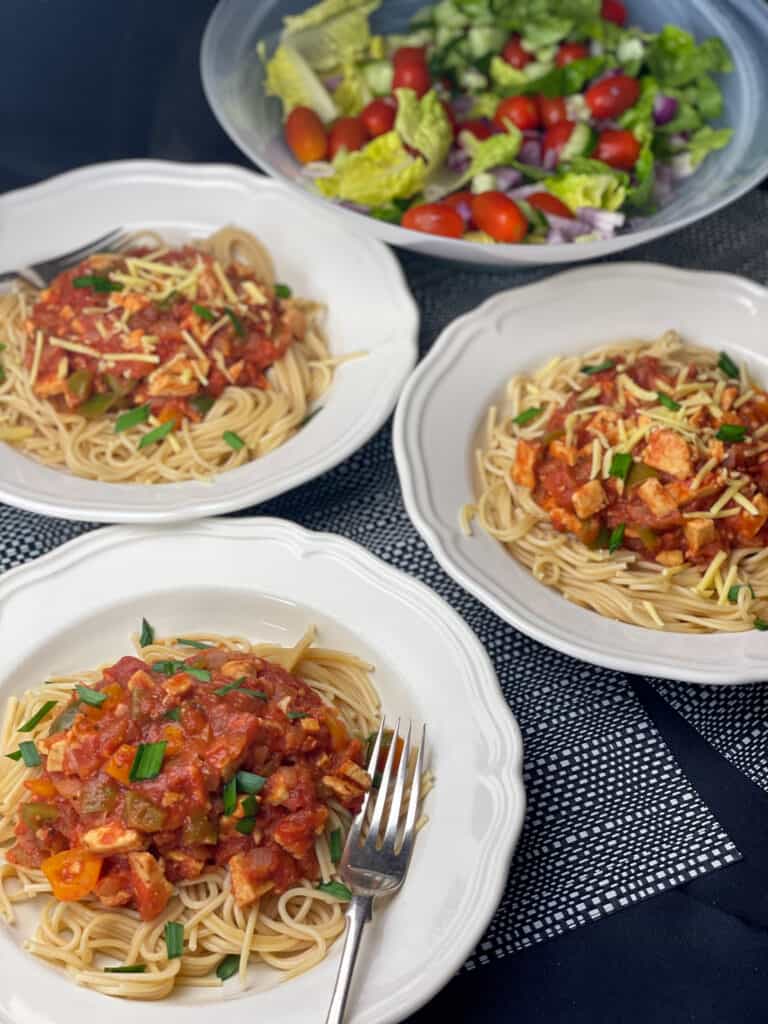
[754,618,768,631]
[164,707,181,722]
[138,420,176,449]
[216,954,240,981]
[0,364,5,385]
[581,360,615,375]
[241,795,257,817]
[236,771,266,795]
[139,617,154,647]
[718,352,739,379]
[18,741,41,767]
[76,684,108,707]
[191,395,215,416]
[176,638,211,649]
[192,304,215,322]
[657,392,681,412]
[73,275,123,293]
[317,881,352,901]
[728,584,755,603]
[222,776,238,815]
[716,424,747,443]
[287,711,308,720]
[214,677,247,696]
[79,392,119,418]
[5,750,22,761]
[626,462,658,489]
[152,660,210,682]
[104,965,146,973]
[19,700,57,733]
[48,703,80,735]
[115,405,150,433]
[164,921,184,959]
[129,741,167,782]
[513,407,543,427]
[223,431,245,451]
[609,452,632,483]
[608,523,626,555]
[275,284,292,299]
[235,817,256,835]
[224,308,245,337]
[329,828,343,864]
[239,688,268,700]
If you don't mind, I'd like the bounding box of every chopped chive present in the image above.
[75,684,107,707]
[192,303,215,322]
[329,828,343,864]
[129,741,167,782]
[214,676,247,696]
[287,711,308,720]
[216,954,240,981]
[274,284,292,299]
[608,523,626,555]
[139,617,155,647]
[241,795,257,817]
[104,964,146,973]
[318,881,352,901]
[513,407,543,427]
[239,688,268,700]
[609,452,632,483]
[716,424,747,443]
[224,307,245,337]
[19,700,57,733]
[138,419,176,449]
[191,395,215,416]
[176,638,211,649]
[152,660,210,682]
[115,405,150,433]
[754,617,768,631]
[222,775,238,815]
[73,275,123,293]
[18,741,41,767]
[223,431,245,451]
[236,771,267,795]
[728,584,755,603]
[657,391,681,412]
[164,921,184,959]
[164,707,181,721]
[718,352,739,379]
[235,816,256,835]
[581,360,614,375]
[6,750,22,761]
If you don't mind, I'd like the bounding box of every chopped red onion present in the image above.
[451,94,475,117]
[447,147,471,173]
[542,147,559,171]
[576,207,626,231]
[323,75,343,92]
[452,198,473,226]
[508,184,549,200]
[339,200,370,213]
[493,166,523,190]
[653,94,679,126]
[301,161,336,180]
[520,139,543,166]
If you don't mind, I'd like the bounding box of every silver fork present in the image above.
[0,228,130,288]
[325,718,426,1024]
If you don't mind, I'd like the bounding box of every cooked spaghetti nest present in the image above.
[464,330,768,633]
[0,627,432,1000]
[0,227,357,484]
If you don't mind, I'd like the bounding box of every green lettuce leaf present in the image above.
[469,92,503,118]
[618,76,658,135]
[333,63,372,115]
[521,15,573,49]
[692,74,724,121]
[394,88,453,176]
[284,9,377,73]
[626,136,655,210]
[490,56,528,91]
[545,158,628,212]
[265,45,338,122]
[282,0,378,34]
[426,128,523,198]
[647,26,733,88]
[688,126,733,168]
[315,132,427,205]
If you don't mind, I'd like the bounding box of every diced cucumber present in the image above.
[467,25,506,60]
[361,59,394,96]
[560,122,595,160]
[515,198,549,233]
[471,171,497,194]
[459,66,489,92]
[435,24,463,50]
[523,60,554,81]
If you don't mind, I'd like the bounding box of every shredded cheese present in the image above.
[691,457,717,491]
[718,564,738,606]
[49,337,101,358]
[695,550,728,595]
[181,329,208,364]
[213,261,238,304]
[589,438,601,480]
[733,492,760,516]
[709,479,745,515]
[619,373,657,403]
[29,330,44,386]
[102,352,160,365]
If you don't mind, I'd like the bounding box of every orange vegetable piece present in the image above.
[41,848,103,901]
[24,777,57,798]
[104,743,137,786]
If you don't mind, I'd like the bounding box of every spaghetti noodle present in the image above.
[0,627,431,999]
[0,227,348,484]
[466,331,768,633]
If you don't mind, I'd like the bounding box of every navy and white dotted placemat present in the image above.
[4,188,766,965]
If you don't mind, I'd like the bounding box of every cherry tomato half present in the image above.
[502,34,534,69]
[392,47,431,97]
[538,95,568,127]
[601,0,627,26]
[328,117,369,159]
[594,129,641,169]
[556,42,589,67]
[542,120,575,161]
[360,98,396,138]
[585,74,640,119]
[457,119,494,141]
[471,192,528,243]
[285,106,328,164]
[402,203,465,238]
[527,192,575,219]
[494,95,540,132]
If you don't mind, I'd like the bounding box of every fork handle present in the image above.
[325,894,374,1024]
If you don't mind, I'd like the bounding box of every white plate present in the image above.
[0,161,418,523]
[394,262,768,686]
[0,518,524,1024]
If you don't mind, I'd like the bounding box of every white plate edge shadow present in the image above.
[393,261,768,686]
[0,161,419,523]
[0,517,526,1024]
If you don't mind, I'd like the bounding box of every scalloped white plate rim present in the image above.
[394,261,768,686]
[0,517,525,1024]
[0,161,419,523]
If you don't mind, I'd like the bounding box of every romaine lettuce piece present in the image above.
[490,57,528,92]
[282,0,379,35]
[687,126,733,167]
[265,45,338,122]
[545,167,627,213]
[425,128,523,199]
[315,132,427,205]
[285,9,377,73]
[333,63,372,115]
[647,26,732,88]
[394,88,453,176]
